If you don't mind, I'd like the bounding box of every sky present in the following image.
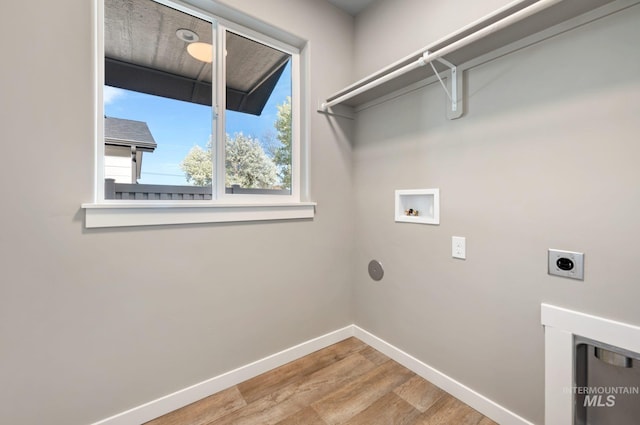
[104,61,291,186]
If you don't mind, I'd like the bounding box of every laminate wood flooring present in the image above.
[145,337,499,425]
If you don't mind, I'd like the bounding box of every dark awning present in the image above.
[104,0,290,116]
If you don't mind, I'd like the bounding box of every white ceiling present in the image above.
[326,0,377,16]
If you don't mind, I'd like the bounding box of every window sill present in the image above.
[82,201,316,228]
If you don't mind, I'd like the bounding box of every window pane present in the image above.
[103,0,214,200]
[225,30,292,195]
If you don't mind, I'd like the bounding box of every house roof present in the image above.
[104,117,157,151]
[104,0,290,116]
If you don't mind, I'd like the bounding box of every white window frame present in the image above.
[83,0,314,228]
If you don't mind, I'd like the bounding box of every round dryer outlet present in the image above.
[368,260,384,281]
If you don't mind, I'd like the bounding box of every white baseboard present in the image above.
[352,326,535,425]
[89,326,354,425]
[91,324,533,425]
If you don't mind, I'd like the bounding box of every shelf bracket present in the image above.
[425,53,463,120]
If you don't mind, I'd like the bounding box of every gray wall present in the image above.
[0,1,354,424]
[352,1,640,423]
[3,1,639,424]
[354,0,513,79]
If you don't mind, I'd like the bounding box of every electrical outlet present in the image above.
[548,249,584,280]
[452,236,466,259]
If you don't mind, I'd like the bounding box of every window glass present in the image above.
[100,0,299,204]
[103,0,214,200]
[224,31,292,195]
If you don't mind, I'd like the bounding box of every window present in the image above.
[224,30,293,196]
[85,0,313,227]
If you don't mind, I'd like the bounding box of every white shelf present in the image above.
[320,0,637,112]
[395,189,440,225]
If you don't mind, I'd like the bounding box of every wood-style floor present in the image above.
[145,337,499,425]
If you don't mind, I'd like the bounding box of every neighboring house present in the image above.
[104,116,157,183]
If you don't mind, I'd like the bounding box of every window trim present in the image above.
[83,201,316,228]
[215,23,302,204]
[84,0,313,228]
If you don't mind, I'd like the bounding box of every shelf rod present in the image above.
[418,0,565,66]
[320,0,564,111]
[316,109,355,120]
[321,55,428,110]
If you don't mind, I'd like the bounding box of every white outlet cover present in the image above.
[452,236,466,259]
[548,249,584,280]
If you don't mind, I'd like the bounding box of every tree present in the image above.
[180,139,212,186]
[273,97,292,189]
[180,133,277,188]
[225,133,277,188]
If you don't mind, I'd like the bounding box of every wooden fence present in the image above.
[104,179,289,200]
